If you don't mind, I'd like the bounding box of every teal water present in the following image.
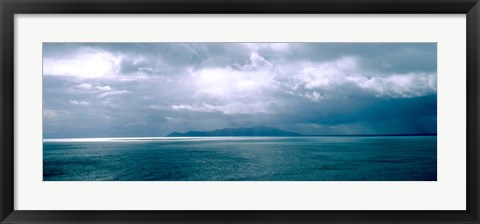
[43,136,437,181]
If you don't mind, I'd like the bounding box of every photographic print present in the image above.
[43,43,437,181]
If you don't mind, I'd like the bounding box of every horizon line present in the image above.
[43,133,437,140]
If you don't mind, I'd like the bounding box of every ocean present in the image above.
[43,136,437,181]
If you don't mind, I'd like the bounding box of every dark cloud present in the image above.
[43,43,437,138]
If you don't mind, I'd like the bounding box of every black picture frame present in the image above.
[1,0,479,223]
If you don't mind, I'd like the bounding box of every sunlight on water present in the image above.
[43,136,290,142]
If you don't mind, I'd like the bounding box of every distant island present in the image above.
[166,126,302,137]
[166,126,437,137]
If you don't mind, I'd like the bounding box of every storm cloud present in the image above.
[43,43,436,138]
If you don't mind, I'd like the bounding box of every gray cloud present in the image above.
[43,43,437,138]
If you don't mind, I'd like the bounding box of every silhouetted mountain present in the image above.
[166,126,301,137]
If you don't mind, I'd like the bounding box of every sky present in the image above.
[43,43,437,138]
